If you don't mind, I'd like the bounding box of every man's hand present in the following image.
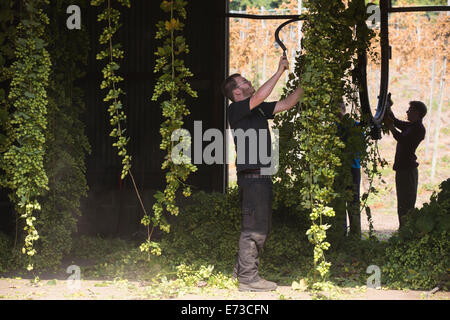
[277,55,289,73]
[386,94,395,119]
[249,56,289,110]
[383,114,394,129]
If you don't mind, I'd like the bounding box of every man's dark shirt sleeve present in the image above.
[228,98,276,127]
[391,121,423,144]
[259,101,276,120]
[393,116,409,131]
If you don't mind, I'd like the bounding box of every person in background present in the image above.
[337,102,362,238]
[384,100,427,229]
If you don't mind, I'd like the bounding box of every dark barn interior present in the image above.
[0,0,229,237]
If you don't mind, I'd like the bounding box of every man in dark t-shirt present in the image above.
[228,97,276,174]
[384,100,427,228]
[222,56,303,292]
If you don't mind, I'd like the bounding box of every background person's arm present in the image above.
[390,123,423,145]
[384,114,402,138]
[387,98,409,131]
[388,123,402,140]
[391,112,410,131]
[384,109,408,132]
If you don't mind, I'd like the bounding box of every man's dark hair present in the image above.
[221,73,241,102]
[410,101,427,119]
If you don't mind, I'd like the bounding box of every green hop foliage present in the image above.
[91,0,132,181]
[273,0,382,281]
[147,0,197,254]
[0,0,51,271]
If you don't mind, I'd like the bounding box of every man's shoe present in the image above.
[238,279,277,292]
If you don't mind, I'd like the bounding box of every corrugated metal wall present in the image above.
[78,0,227,236]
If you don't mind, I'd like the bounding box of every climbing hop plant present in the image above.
[1,0,51,271]
[35,0,92,270]
[0,0,17,152]
[91,0,131,180]
[149,0,198,252]
[274,0,377,281]
[92,0,155,254]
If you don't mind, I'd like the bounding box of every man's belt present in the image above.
[238,169,271,179]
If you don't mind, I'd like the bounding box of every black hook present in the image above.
[274,15,306,57]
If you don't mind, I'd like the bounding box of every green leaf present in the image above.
[35,39,46,50]
[415,213,434,234]
[24,91,35,98]
[46,279,57,286]
[0,106,8,123]
[436,215,450,233]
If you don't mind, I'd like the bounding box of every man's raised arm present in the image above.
[249,56,289,110]
[273,86,303,114]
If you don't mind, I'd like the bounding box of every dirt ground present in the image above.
[1,276,449,300]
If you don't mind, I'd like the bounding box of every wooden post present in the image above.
[430,56,447,183]
[298,0,302,52]
[425,54,436,160]
[262,6,267,83]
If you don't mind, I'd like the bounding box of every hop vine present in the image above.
[1,0,51,271]
[146,0,198,253]
[35,0,92,270]
[0,0,17,153]
[91,0,131,180]
[92,0,155,256]
[274,0,383,281]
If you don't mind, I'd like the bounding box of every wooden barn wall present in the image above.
[0,1,228,237]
